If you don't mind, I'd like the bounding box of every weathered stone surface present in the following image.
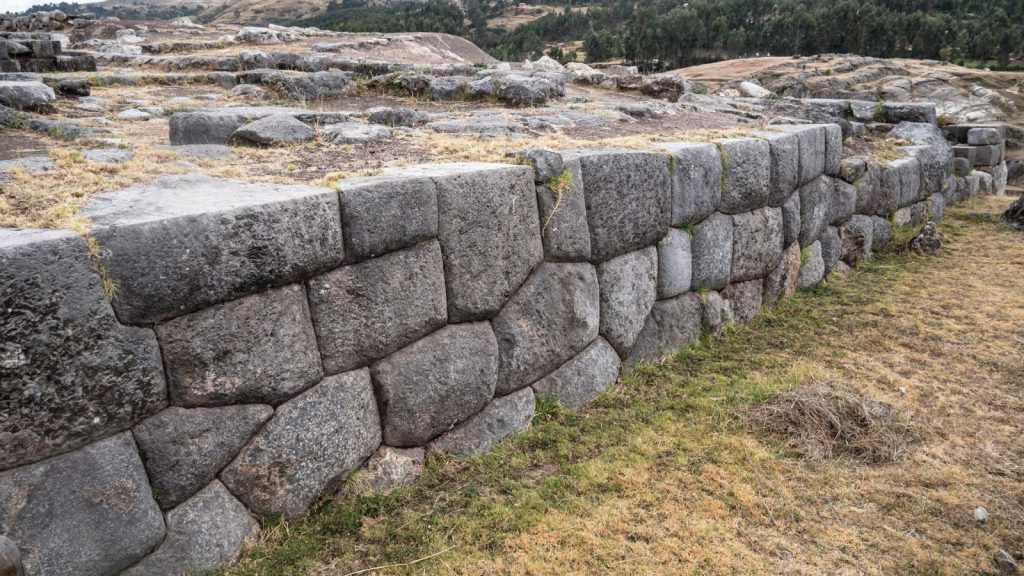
[1,229,165,471]
[780,125,827,186]
[723,280,763,324]
[823,124,843,176]
[928,192,946,221]
[839,156,868,184]
[871,216,893,251]
[830,179,857,224]
[909,221,942,255]
[133,405,272,510]
[840,215,874,264]
[338,175,437,262]
[893,201,929,227]
[364,446,424,492]
[397,163,542,322]
[798,175,832,247]
[221,369,381,519]
[168,106,346,145]
[262,70,355,101]
[886,156,923,208]
[758,130,799,206]
[0,433,165,576]
[763,242,801,305]
[308,241,447,375]
[574,149,671,261]
[0,535,20,576]
[158,284,322,406]
[492,262,599,395]
[879,102,937,125]
[532,337,620,409]
[231,113,315,145]
[659,142,722,226]
[430,388,535,457]
[699,290,730,334]
[819,226,841,274]
[731,206,784,282]
[517,147,564,183]
[536,157,590,261]
[122,481,257,576]
[598,247,658,356]
[657,228,692,299]
[625,292,702,366]
[797,240,825,288]
[717,137,771,214]
[372,323,498,447]
[82,175,344,325]
[690,212,733,290]
[0,81,54,111]
[322,122,393,145]
[967,127,1002,146]
[888,123,953,198]
[854,162,890,217]
[367,106,429,127]
[83,148,133,164]
[782,192,801,247]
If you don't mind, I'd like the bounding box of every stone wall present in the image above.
[0,115,998,575]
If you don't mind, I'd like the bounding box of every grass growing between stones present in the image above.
[226,194,1023,575]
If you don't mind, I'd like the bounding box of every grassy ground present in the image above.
[223,195,1023,576]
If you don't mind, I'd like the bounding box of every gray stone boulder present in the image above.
[657,228,692,299]
[0,535,20,576]
[798,175,832,247]
[893,201,929,226]
[699,290,729,334]
[823,124,843,176]
[83,148,133,164]
[231,113,315,145]
[598,247,658,357]
[658,142,721,226]
[782,192,801,247]
[723,280,763,324]
[717,137,771,214]
[56,77,90,96]
[322,122,393,145]
[404,163,541,322]
[364,446,424,492]
[430,388,535,457]
[308,241,447,375]
[967,127,1002,146]
[338,175,437,262]
[492,262,599,395]
[731,206,784,282]
[157,284,323,406]
[763,242,801,305]
[517,147,565,183]
[573,149,671,261]
[854,162,894,217]
[0,229,164,471]
[82,175,344,325]
[690,212,733,290]
[221,369,381,519]
[133,405,272,510]
[168,106,345,146]
[625,292,702,366]
[879,102,937,125]
[535,157,591,261]
[882,156,920,208]
[840,215,874,264]
[819,226,841,273]
[262,70,355,101]
[871,216,893,251]
[122,481,257,576]
[830,179,857,224]
[908,221,942,255]
[779,125,826,186]
[372,322,498,446]
[532,337,620,409]
[758,130,799,207]
[0,433,165,576]
[0,81,54,111]
[367,106,429,127]
[495,72,565,105]
[797,240,825,288]
[839,156,868,184]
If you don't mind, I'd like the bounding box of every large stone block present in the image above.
[492,262,599,396]
[157,284,323,406]
[763,242,801,305]
[574,149,672,261]
[657,228,692,299]
[133,405,273,510]
[716,137,771,214]
[699,290,730,334]
[840,215,874,264]
[169,106,346,145]
[0,229,165,472]
[0,433,165,576]
[879,102,937,125]
[393,163,544,322]
[430,388,535,457]
[308,241,448,375]
[722,280,763,324]
[798,175,832,247]
[823,124,843,176]
[830,179,857,224]
[221,369,381,519]
[690,212,733,290]
[756,130,799,207]
[625,292,702,366]
[372,323,498,447]
[870,216,893,252]
[122,481,257,576]
[535,157,591,261]
[779,125,827,186]
[339,175,437,262]
[532,337,621,409]
[797,240,825,288]
[819,226,841,274]
[853,162,891,217]
[781,191,801,247]
[888,123,953,198]
[598,247,658,357]
[731,206,784,282]
[659,142,721,226]
[82,175,344,325]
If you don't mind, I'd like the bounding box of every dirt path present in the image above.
[226,196,1023,576]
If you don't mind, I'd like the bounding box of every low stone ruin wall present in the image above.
[0,114,1000,575]
[0,32,96,73]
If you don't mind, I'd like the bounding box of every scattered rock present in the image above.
[994,550,1018,575]
[0,81,54,111]
[55,77,89,96]
[229,84,269,98]
[1003,194,1024,230]
[908,221,942,255]
[232,113,315,145]
[165,144,231,159]
[974,506,990,523]
[364,446,425,492]
[0,155,53,174]
[322,121,393,145]
[367,106,429,127]
[115,108,151,121]
[83,147,133,163]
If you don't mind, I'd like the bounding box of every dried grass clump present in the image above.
[750,384,917,464]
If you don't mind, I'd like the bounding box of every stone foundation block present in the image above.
[819,226,841,274]
[659,142,721,226]
[763,242,801,305]
[755,130,799,207]
[779,125,826,186]
[597,247,658,357]
[722,280,763,324]
[656,228,692,299]
[782,192,801,247]
[798,175,832,247]
[625,292,702,366]
[716,137,771,214]
[797,240,825,288]
[364,446,425,492]
[339,175,438,262]
[830,179,857,224]
[690,212,733,290]
[430,388,535,457]
[532,337,620,409]
[536,157,591,261]
[731,206,784,283]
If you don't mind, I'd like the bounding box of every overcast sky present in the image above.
[1,0,104,14]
